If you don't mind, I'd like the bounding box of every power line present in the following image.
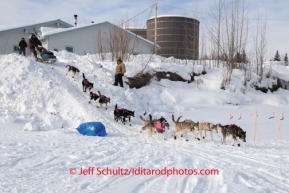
[142,4,154,29]
[158,2,289,22]
[120,4,155,27]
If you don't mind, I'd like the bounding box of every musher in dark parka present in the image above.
[28,34,42,60]
[18,37,27,56]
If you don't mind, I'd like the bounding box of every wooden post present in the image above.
[250,111,260,141]
[272,112,283,143]
[230,112,242,126]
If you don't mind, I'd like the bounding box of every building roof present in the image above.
[43,21,161,49]
[42,22,101,36]
[0,19,73,35]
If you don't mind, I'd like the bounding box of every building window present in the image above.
[13,45,20,52]
[65,46,74,53]
[132,51,140,55]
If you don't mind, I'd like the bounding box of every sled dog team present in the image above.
[65,65,246,147]
[65,65,111,109]
[139,114,246,147]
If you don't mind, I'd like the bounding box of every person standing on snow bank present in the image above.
[113,57,126,87]
[18,37,27,56]
[28,34,42,60]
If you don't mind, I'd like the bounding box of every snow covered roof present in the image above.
[42,22,101,36]
[42,21,161,49]
[0,19,73,35]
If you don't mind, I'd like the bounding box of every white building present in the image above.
[0,19,73,55]
[0,19,160,57]
[41,21,159,56]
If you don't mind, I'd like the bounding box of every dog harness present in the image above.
[228,124,241,133]
[115,108,134,117]
[200,123,205,129]
[92,93,99,97]
[83,79,89,84]
[145,120,151,124]
[115,108,126,112]
[179,122,186,128]
[155,122,164,133]
[200,123,213,131]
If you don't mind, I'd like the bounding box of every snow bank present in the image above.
[2,110,16,123]
[44,114,64,130]
[23,121,40,131]
[264,61,286,66]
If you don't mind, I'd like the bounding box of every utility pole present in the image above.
[154,1,158,55]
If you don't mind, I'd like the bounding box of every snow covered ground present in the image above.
[0,52,289,193]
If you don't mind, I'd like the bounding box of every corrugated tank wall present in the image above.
[147,16,199,60]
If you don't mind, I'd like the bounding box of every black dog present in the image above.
[66,65,80,80]
[89,91,100,104]
[114,104,134,125]
[218,124,246,146]
[82,73,93,92]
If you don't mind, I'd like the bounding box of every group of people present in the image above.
[18,34,42,59]
[19,34,125,88]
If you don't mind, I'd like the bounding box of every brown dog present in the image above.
[197,122,219,140]
[172,115,199,141]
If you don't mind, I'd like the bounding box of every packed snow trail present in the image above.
[1,127,288,193]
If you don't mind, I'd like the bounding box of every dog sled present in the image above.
[36,46,57,64]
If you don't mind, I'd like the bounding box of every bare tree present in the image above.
[199,26,208,71]
[207,0,249,84]
[94,29,108,61]
[94,15,139,62]
[183,1,200,65]
[253,7,268,83]
[182,1,201,68]
[206,0,224,68]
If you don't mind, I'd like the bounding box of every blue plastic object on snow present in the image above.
[76,122,107,137]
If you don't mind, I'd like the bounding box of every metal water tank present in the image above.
[147,16,199,60]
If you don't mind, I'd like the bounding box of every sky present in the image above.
[0,0,288,59]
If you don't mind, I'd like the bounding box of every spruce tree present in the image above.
[242,49,247,63]
[274,50,281,61]
[284,53,288,66]
[234,52,242,63]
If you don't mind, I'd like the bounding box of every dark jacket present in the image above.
[28,35,42,52]
[19,40,27,49]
